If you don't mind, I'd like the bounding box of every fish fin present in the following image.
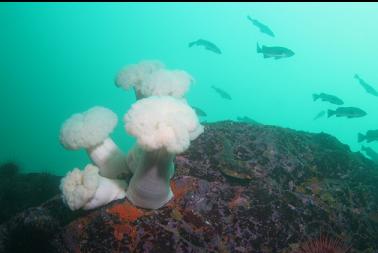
[358,133,365,143]
[205,46,221,55]
[312,94,319,101]
[263,54,271,58]
[274,56,283,60]
[361,146,369,154]
[256,43,262,53]
[327,109,335,118]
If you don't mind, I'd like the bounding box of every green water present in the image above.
[1,2,378,175]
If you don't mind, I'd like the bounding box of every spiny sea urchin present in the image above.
[293,234,351,253]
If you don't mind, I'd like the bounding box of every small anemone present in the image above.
[294,234,351,253]
[0,162,19,177]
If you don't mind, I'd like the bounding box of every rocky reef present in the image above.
[1,121,378,253]
[0,163,61,224]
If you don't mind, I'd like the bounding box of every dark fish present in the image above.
[211,85,232,100]
[257,43,294,59]
[189,39,222,54]
[192,106,207,117]
[358,130,378,143]
[247,15,275,37]
[313,110,326,120]
[327,107,367,118]
[354,74,378,97]
[312,93,344,105]
[361,145,378,164]
[237,116,260,124]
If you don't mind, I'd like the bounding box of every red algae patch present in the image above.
[113,223,137,241]
[228,187,250,209]
[170,176,196,201]
[107,202,144,222]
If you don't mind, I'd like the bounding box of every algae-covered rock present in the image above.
[2,121,378,252]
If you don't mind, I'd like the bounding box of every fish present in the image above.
[211,85,232,100]
[354,74,378,97]
[313,110,326,120]
[189,39,222,54]
[361,146,378,164]
[256,43,294,59]
[327,107,367,118]
[312,93,344,105]
[358,130,378,143]
[192,106,207,117]
[247,15,275,37]
[236,116,260,124]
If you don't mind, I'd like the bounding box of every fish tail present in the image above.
[256,42,262,53]
[358,133,365,143]
[327,109,335,118]
[247,15,253,21]
[312,93,319,101]
[188,41,196,48]
[354,74,359,79]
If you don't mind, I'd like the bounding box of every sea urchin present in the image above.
[294,234,351,253]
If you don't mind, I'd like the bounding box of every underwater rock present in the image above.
[174,121,378,251]
[0,162,19,177]
[176,121,356,183]
[0,196,84,253]
[0,171,61,224]
[2,121,378,252]
[0,206,60,252]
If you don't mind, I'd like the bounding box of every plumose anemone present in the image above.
[60,164,127,210]
[115,60,193,100]
[59,60,203,211]
[115,60,165,99]
[59,106,129,179]
[123,96,204,209]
